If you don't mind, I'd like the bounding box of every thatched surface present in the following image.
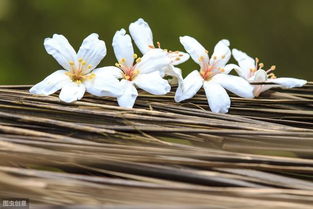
[0,83,312,209]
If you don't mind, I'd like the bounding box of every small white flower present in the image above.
[232,49,307,97]
[30,33,123,103]
[108,29,171,108]
[129,18,190,85]
[175,36,254,113]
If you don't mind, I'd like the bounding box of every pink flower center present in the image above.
[66,59,95,83]
[199,56,225,81]
[115,55,141,81]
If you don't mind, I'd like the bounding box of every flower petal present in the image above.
[212,74,254,98]
[203,81,231,113]
[84,67,123,97]
[59,82,86,103]
[250,70,273,96]
[168,51,190,65]
[210,39,231,68]
[174,70,203,102]
[129,18,154,54]
[223,64,240,75]
[117,80,138,108]
[92,66,123,79]
[253,84,274,97]
[112,29,134,68]
[268,77,307,88]
[135,48,170,74]
[164,66,183,85]
[77,33,106,73]
[232,49,256,79]
[44,34,77,71]
[179,36,209,64]
[134,71,171,95]
[29,70,71,96]
[251,69,267,82]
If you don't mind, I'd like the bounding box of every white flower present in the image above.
[108,29,171,108]
[129,18,190,85]
[30,33,123,103]
[175,36,254,113]
[232,49,307,97]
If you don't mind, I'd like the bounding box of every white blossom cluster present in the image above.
[30,18,307,113]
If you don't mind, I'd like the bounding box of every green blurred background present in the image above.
[0,0,312,84]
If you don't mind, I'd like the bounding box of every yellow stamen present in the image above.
[259,63,264,68]
[268,73,276,79]
[87,73,96,80]
[119,58,126,64]
[136,57,142,63]
[133,69,139,75]
[133,54,138,59]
